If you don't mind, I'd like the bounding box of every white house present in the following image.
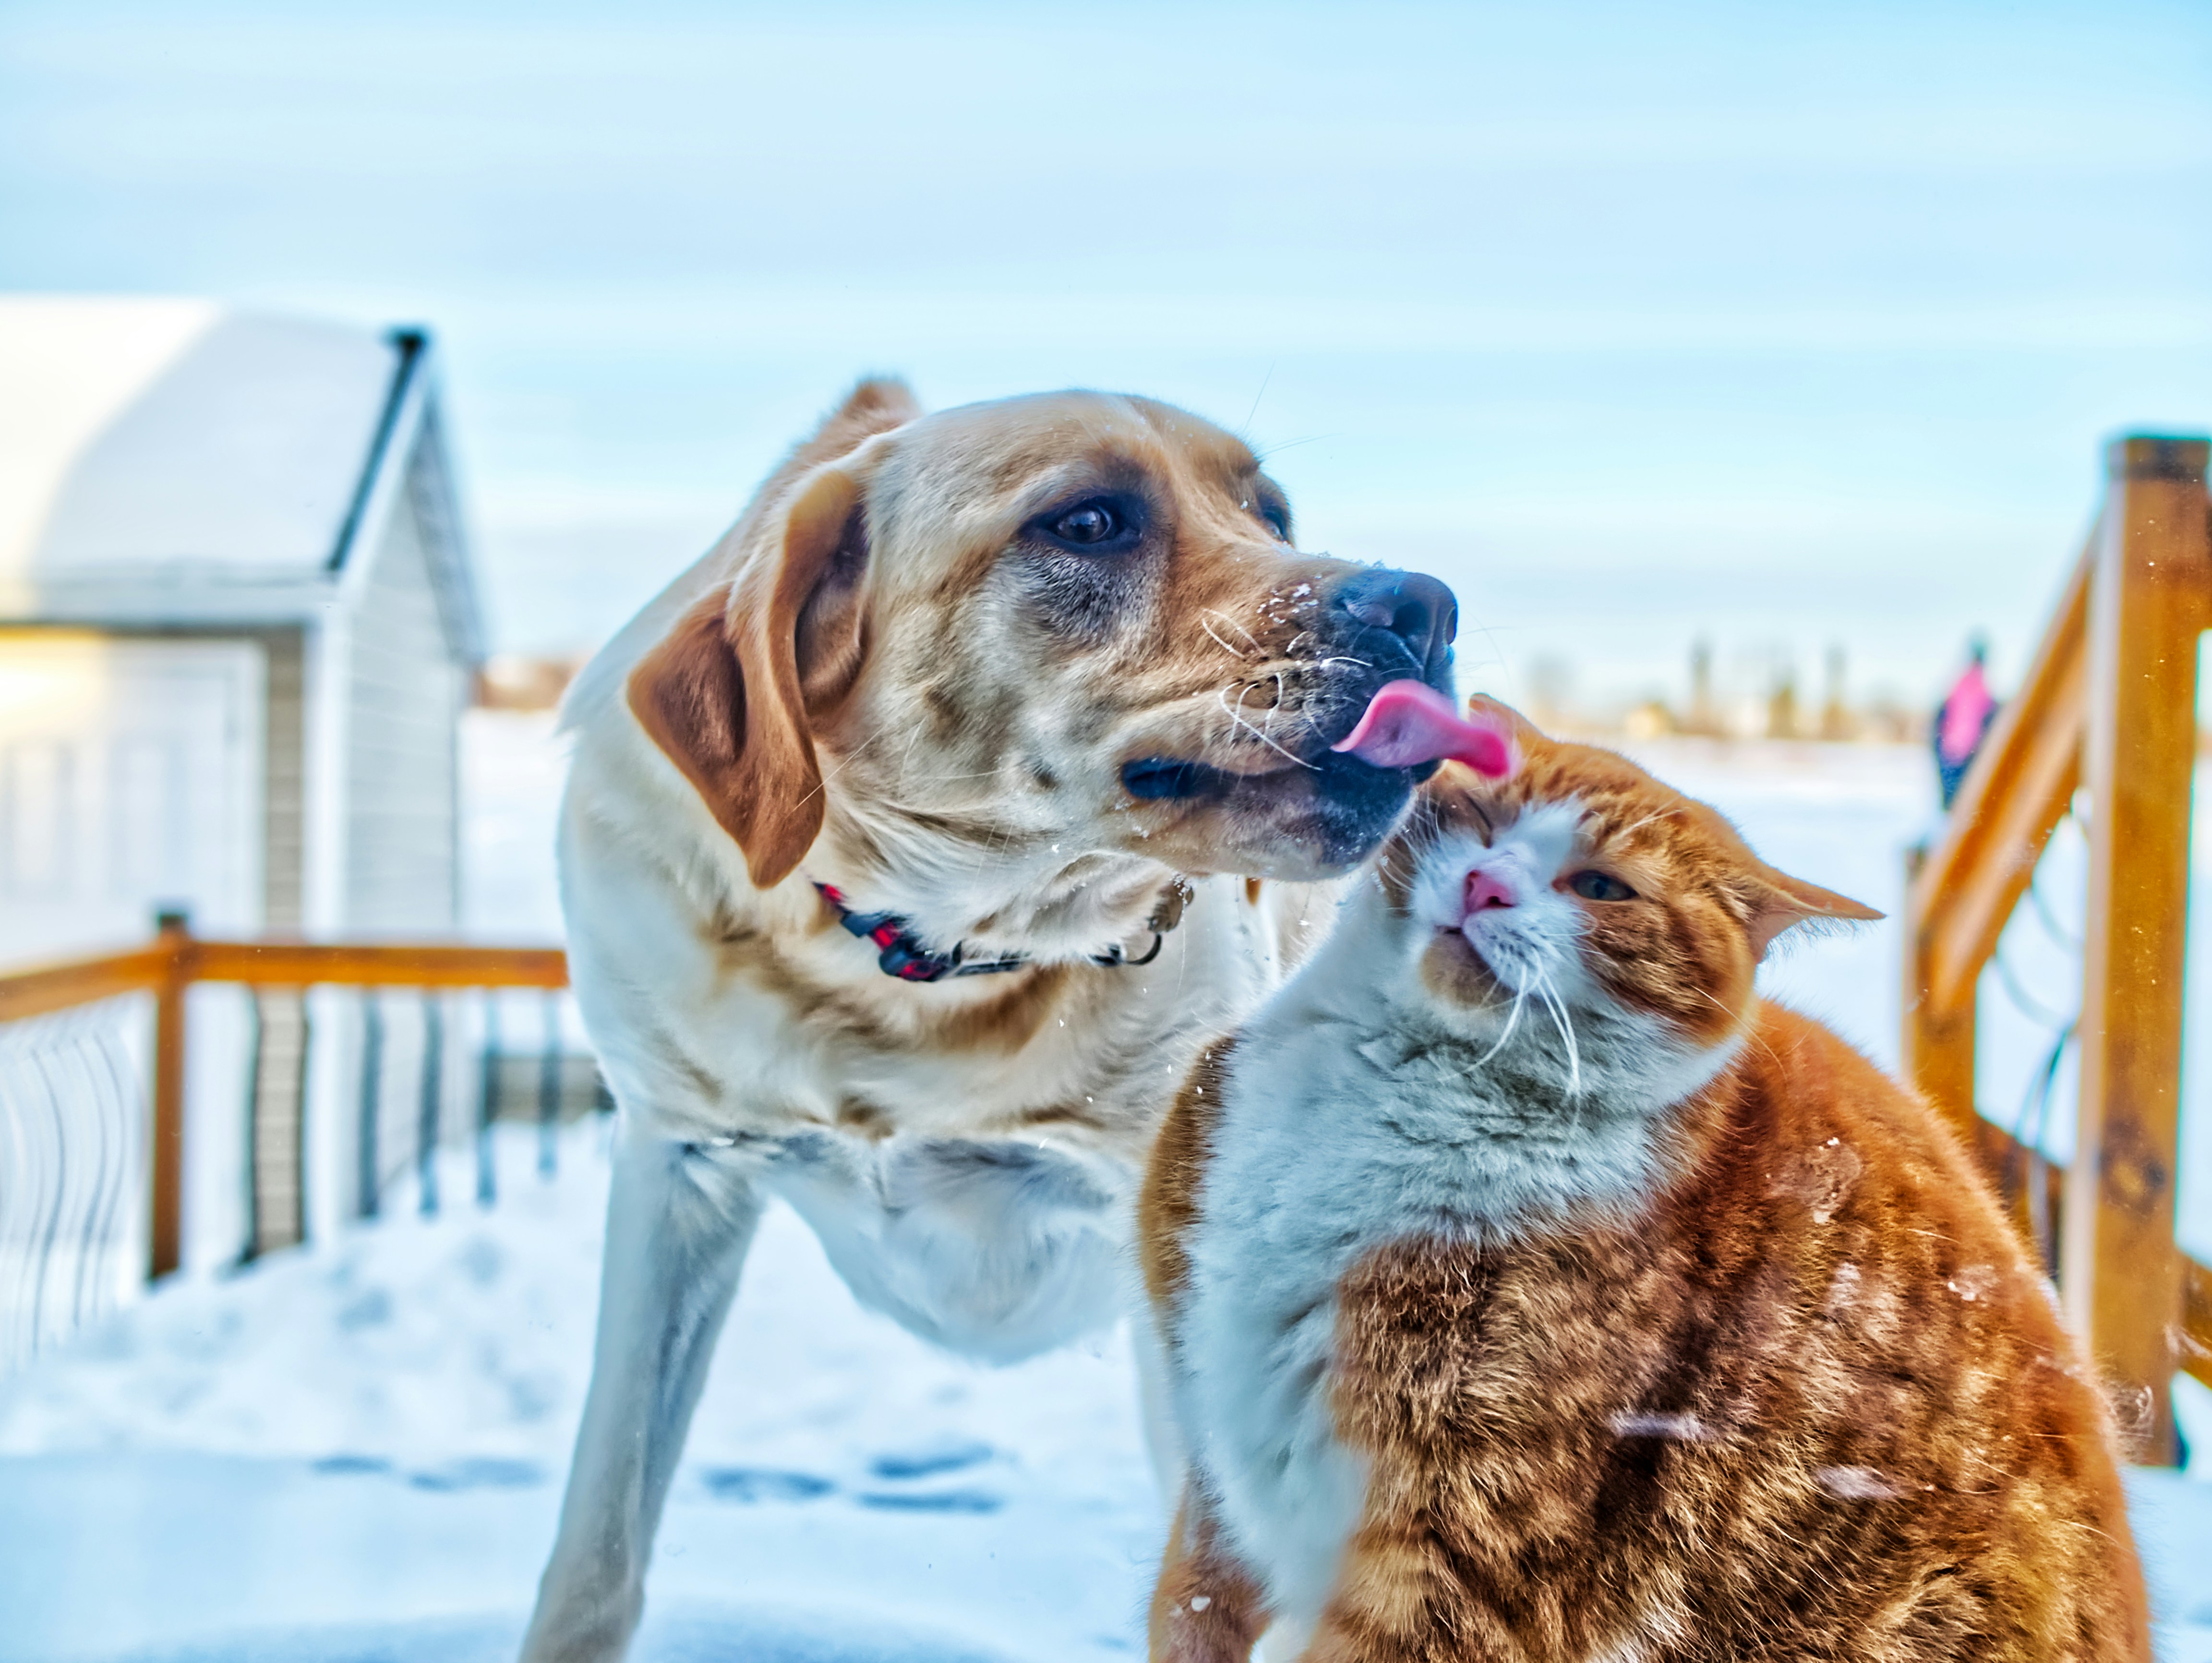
[0,297,484,967]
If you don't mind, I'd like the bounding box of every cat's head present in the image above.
[1369,697,1879,1090]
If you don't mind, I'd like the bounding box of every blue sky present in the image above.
[2,0,2207,714]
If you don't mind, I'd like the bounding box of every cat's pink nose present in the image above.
[1463,868,1517,915]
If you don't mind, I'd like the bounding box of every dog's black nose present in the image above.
[1334,567,1458,683]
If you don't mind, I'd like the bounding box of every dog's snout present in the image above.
[1334,568,1458,682]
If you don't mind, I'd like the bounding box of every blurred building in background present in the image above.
[0,298,482,965]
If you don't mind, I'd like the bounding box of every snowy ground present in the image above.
[1,716,2208,1660]
[0,1121,1158,1662]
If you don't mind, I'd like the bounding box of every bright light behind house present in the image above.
[1,0,2206,722]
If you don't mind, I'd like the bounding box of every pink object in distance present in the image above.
[1330,679,1516,778]
[1937,660,1995,768]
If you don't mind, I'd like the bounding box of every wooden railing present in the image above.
[1903,433,2212,1463]
[0,914,572,1299]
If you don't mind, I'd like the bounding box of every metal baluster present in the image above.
[290,994,313,1248]
[240,990,264,1263]
[3,1037,36,1366]
[476,994,499,1207]
[0,1044,16,1371]
[538,991,560,1179]
[24,1041,71,1358]
[83,1013,138,1328]
[358,996,383,1220]
[418,995,443,1217]
[59,1019,113,1328]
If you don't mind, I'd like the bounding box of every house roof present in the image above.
[0,297,481,661]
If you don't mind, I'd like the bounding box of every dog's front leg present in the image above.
[520,1128,762,1663]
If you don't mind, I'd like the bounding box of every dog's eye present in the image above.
[1248,488,1291,543]
[1057,504,1118,543]
[1569,870,1636,903]
[1036,496,1142,554]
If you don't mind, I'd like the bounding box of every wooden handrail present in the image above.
[0,935,569,1016]
[189,940,569,990]
[1,921,571,1283]
[1968,1114,2212,1394]
[2189,1258,2212,1386]
[1908,538,2092,1024]
[1902,539,2090,1148]
[0,944,177,1024]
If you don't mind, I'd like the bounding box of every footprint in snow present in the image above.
[855,1489,1003,1514]
[698,1466,836,1503]
[406,1457,546,1491]
[311,1454,393,1477]
[866,1440,995,1481]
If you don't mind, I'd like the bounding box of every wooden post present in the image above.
[1901,843,1981,1141]
[2064,434,2211,1464]
[149,909,192,1282]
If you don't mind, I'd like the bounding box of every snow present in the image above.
[0,1121,1158,1663]
[0,301,399,589]
[1,715,2208,1660]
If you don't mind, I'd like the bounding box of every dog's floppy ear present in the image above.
[628,458,880,890]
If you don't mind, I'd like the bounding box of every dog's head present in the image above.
[630,382,1460,954]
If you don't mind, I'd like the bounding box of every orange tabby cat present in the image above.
[1140,699,2150,1663]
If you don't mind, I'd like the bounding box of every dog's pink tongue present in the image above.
[1332,680,1515,777]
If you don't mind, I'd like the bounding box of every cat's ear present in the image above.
[1743,868,1884,961]
[1465,694,1541,739]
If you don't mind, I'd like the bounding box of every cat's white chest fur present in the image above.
[1171,884,1731,1624]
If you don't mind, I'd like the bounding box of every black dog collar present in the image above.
[814,878,1187,984]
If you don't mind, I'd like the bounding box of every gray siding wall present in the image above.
[344,446,462,934]
[262,627,305,931]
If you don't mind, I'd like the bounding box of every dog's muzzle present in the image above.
[1119,564,1461,805]
[1330,566,1458,699]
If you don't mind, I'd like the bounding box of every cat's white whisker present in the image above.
[1611,807,1687,841]
[1473,982,1527,1068]
[1535,970,1583,1097]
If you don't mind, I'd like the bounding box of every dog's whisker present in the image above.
[1257,670,1290,747]
[1251,431,1340,461]
[1217,685,1318,771]
[1198,614,1250,661]
[1199,608,1263,659]
[798,722,910,807]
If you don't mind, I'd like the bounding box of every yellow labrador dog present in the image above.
[521,382,1460,1660]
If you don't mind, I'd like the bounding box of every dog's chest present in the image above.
[743,931,1279,1364]
[576,851,1304,1361]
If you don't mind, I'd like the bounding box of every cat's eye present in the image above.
[1569,870,1636,903]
